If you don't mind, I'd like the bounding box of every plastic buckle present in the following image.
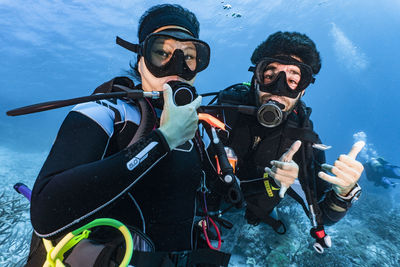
[313,242,324,254]
[312,235,332,254]
[197,171,209,194]
[170,251,189,267]
[198,184,209,194]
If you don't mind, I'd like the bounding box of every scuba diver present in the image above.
[364,157,400,188]
[24,4,233,266]
[213,31,365,252]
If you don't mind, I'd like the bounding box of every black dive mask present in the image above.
[152,81,198,109]
[249,56,315,99]
[116,30,210,81]
[257,100,287,128]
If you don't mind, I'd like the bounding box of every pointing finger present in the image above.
[281,140,302,162]
[347,140,365,159]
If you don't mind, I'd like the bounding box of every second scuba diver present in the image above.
[364,157,400,188]
[214,31,365,252]
[25,4,232,266]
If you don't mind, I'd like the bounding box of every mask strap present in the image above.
[153,25,194,36]
[116,36,140,54]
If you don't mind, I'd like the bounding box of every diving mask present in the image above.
[116,30,210,81]
[249,56,315,99]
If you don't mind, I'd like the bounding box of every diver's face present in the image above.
[257,56,305,112]
[262,62,301,90]
[258,89,304,112]
[139,55,196,92]
[138,37,196,92]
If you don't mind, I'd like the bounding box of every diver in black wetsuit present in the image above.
[215,31,365,252]
[364,158,400,188]
[26,4,230,267]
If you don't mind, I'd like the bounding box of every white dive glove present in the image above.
[158,83,202,150]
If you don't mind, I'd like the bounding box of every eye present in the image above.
[154,49,170,58]
[185,55,194,60]
[184,51,196,61]
[263,70,276,82]
[287,79,299,90]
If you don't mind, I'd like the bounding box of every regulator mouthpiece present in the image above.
[257,100,286,128]
[167,81,198,106]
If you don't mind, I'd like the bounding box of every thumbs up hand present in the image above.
[318,141,365,196]
[158,83,202,150]
[265,140,302,198]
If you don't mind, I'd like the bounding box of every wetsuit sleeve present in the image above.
[30,109,170,239]
[319,190,354,225]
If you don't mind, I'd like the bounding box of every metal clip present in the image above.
[312,143,332,151]
[143,91,161,99]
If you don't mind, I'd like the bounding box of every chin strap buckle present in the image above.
[310,226,332,254]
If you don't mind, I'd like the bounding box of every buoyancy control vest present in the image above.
[24,77,231,267]
[85,77,232,265]
[215,83,329,235]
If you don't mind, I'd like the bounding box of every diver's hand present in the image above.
[159,83,202,150]
[318,141,365,196]
[265,140,302,198]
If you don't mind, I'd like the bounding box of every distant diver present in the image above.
[364,157,400,188]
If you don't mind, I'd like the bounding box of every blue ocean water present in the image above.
[1,0,399,266]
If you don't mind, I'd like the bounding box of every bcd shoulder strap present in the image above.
[92,76,156,147]
[283,101,320,145]
[216,83,253,141]
[91,76,136,125]
[217,82,252,105]
[92,76,136,94]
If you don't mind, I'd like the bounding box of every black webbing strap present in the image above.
[130,249,231,267]
[286,187,309,215]
[246,202,286,235]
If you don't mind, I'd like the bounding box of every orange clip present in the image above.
[198,113,226,131]
[214,155,237,174]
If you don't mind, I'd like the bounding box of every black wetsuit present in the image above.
[216,84,354,230]
[27,78,229,266]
